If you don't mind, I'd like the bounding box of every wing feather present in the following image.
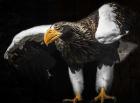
[4,25,51,59]
[3,25,57,72]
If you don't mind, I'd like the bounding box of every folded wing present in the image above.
[4,25,56,70]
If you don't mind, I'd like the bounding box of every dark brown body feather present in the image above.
[54,3,130,66]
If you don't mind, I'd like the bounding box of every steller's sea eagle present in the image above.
[4,2,138,103]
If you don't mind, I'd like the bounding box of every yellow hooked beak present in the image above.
[44,28,61,45]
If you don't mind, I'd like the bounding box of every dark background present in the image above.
[0,0,140,103]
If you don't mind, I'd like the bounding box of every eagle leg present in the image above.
[63,67,84,103]
[94,87,115,103]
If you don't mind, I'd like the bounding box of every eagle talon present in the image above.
[63,96,82,103]
[94,87,115,103]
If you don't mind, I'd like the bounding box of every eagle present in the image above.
[4,3,138,103]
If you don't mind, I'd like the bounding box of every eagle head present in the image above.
[44,22,76,45]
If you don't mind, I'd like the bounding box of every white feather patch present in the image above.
[95,3,122,44]
[4,25,51,59]
[68,67,84,95]
[96,64,114,92]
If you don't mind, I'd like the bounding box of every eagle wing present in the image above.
[95,3,129,44]
[4,25,56,70]
[92,3,138,62]
[118,40,138,62]
[4,25,51,59]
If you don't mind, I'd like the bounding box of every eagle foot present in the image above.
[94,87,115,103]
[63,96,82,103]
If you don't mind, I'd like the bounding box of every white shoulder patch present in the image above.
[95,3,124,44]
[12,25,51,43]
[4,25,51,59]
